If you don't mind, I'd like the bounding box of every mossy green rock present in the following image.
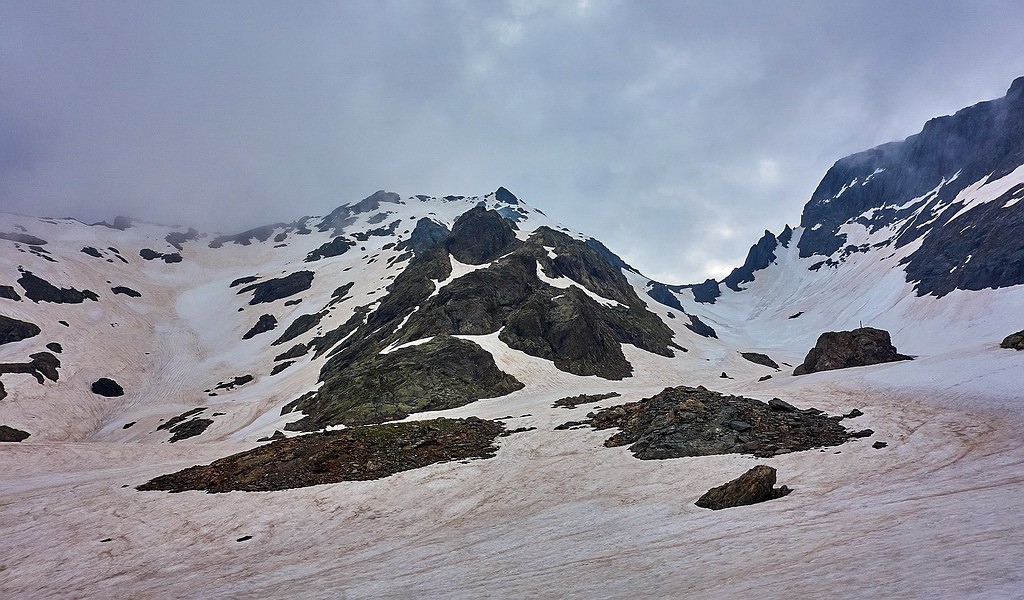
[285,335,523,430]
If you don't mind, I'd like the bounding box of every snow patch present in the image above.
[535,264,624,308]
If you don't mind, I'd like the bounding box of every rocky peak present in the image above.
[798,77,1024,259]
[494,186,520,205]
[319,190,402,234]
[445,206,519,264]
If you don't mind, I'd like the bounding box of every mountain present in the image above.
[2,82,1024,599]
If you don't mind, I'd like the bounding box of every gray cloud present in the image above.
[3,0,1024,282]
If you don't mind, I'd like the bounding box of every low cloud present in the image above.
[3,1,1023,281]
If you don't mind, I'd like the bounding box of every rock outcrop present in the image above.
[1000,330,1024,350]
[0,425,31,442]
[138,417,504,492]
[793,327,911,375]
[695,465,792,510]
[237,271,314,305]
[0,315,41,345]
[565,385,856,459]
[91,378,124,397]
[242,314,278,339]
[17,271,98,304]
[740,352,780,370]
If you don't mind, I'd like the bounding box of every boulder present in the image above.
[0,315,40,345]
[740,352,780,370]
[91,378,124,397]
[695,465,792,510]
[0,425,30,442]
[1000,330,1024,350]
[794,327,911,375]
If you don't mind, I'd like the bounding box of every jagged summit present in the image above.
[670,75,1024,310]
[799,76,1024,259]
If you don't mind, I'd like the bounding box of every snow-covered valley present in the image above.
[3,79,1024,598]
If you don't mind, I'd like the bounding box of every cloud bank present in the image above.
[3,0,1024,282]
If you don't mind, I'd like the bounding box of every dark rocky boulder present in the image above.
[695,465,792,510]
[566,385,856,459]
[238,271,314,304]
[0,425,31,442]
[242,314,278,339]
[139,248,162,260]
[1000,330,1024,350]
[740,352,780,370]
[17,271,98,304]
[794,327,911,375]
[46,342,62,353]
[81,246,102,258]
[161,252,183,264]
[0,315,41,345]
[138,417,503,493]
[0,285,21,301]
[445,206,519,264]
[91,377,124,397]
[111,286,142,297]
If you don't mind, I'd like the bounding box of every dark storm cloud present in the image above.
[3,0,1024,282]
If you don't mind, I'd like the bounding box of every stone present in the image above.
[0,425,30,442]
[0,315,40,345]
[695,465,792,510]
[1000,330,1024,350]
[740,352,780,370]
[111,286,142,297]
[91,378,124,397]
[793,327,911,375]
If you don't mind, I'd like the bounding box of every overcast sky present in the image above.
[3,1,1024,283]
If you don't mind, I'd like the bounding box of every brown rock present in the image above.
[695,465,792,510]
[794,327,911,375]
[1000,330,1024,350]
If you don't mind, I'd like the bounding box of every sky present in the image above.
[3,1,1024,283]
